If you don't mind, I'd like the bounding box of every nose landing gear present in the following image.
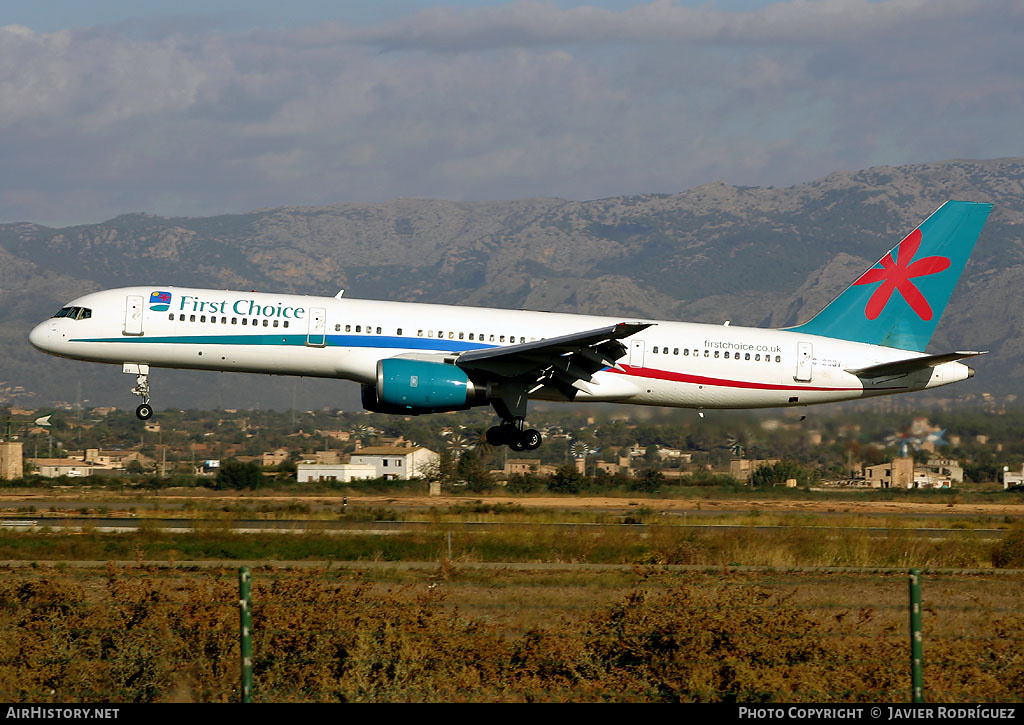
[123,363,153,420]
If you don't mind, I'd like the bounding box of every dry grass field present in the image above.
[0,490,1022,703]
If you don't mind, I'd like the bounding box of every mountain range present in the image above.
[1,157,1022,411]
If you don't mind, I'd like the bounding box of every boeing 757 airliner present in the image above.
[29,201,991,450]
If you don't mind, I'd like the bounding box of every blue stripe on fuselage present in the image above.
[69,333,495,354]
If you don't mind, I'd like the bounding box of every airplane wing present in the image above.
[455,321,653,399]
[845,351,986,377]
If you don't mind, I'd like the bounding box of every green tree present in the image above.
[631,467,664,493]
[216,459,263,490]
[750,460,814,488]
[456,449,494,492]
[549,464,584,494]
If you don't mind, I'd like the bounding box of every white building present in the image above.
[27,458,106,478]
[297,463,377,484]
[349,446,439,481]
[1004,465,1024,489]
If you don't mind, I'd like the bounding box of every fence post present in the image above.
[239,566,253,703]
[908,568,924,703]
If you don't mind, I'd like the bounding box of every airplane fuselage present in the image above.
[28,285,972,411]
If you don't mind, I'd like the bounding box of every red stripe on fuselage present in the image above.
[613,365,903,392]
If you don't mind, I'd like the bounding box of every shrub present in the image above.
[992,520,1024,568]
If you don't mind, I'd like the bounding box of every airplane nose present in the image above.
[28,322,50,351]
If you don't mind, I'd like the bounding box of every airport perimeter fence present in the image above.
[0,563,1021,703]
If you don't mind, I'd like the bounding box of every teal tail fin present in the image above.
[785,201,991,352]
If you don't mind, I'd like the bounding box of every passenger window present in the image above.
[745,353,750,360]
[489,335,495,342]
[190,315,196,322]
[242,318,248,326]
[428,331,434,338]
[520,337,525,343]
[200,315,206,323]
[418,330,423,337]
[168,314,174,321]
[653,346,659,354]
[376,327,382,334]
[458,332,464,340]
[231,318,237,325]
[500,335,506,342]
[775,355,781,363]
[448,332,454,339]
[468,333,474,341]
[397,328,402,336]
[755,354,760,361]
[273,320,279,328]
[263,319,269,327]
[714,351,719,358]
[673,348,679,355]
[704,350,709,357]
[179,314,186,322]
[345,324,351,332]
[283,321,289,328]
[355,325,361,332]
[683,349,689,356]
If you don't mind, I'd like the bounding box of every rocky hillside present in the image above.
[2,157,1022,410]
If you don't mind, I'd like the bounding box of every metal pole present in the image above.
[909,568,924,703]
[239,567,253,703]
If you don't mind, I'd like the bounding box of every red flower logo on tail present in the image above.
[853,229,950,320]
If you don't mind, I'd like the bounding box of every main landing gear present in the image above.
[486,384,542,450]
[123,363,153,420]
[485,421,542,451]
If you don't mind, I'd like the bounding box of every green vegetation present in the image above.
[0,520,1006,570]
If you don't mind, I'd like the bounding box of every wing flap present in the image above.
[845,351,985,377]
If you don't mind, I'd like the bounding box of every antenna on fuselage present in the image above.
[335,290,345,298]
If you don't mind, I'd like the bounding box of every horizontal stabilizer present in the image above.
[845,351,986,377]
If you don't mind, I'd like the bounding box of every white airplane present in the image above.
[29,201,991,451]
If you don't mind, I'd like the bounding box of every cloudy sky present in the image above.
[0,0,1021,226]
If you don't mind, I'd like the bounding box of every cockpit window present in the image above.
[52,306,92,320]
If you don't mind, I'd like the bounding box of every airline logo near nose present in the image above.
[149,291,172,311]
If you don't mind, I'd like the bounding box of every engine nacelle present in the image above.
[362,359,484,415]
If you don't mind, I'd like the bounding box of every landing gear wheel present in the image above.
[485,425,507,447]
[522,429,542,450]
[509,436,527,452]
[126,366,154,420]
